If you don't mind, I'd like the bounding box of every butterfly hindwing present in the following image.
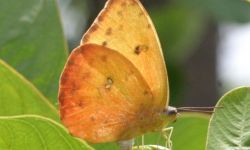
[59,44,160,143]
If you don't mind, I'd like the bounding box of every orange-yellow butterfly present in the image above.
[58,0,177,146]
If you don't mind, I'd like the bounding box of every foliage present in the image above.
[206,87,250,150]
[0,0,68,104]
[0,60,58,121]
[0,59,91,149]
[0,0,250,150]
[0,115,92,150]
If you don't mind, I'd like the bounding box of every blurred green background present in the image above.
[1,0,250,150]
[58,0,250,107]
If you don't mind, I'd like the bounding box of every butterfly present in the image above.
[58,0,177,145]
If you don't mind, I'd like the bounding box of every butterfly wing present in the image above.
[59,44,159,143]
[81,0,169,109]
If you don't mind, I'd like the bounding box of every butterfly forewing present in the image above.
[81,0,169,108]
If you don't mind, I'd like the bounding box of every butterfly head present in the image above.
[161,106,178,125]
[165,106,178,116]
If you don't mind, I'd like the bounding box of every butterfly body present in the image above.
[59,0,177,144]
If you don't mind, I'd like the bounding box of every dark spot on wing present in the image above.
[105,77,113,89]
[139,12,143,16]
[147,23,151,29]
[143,90,153,99]
[144,90,149,95]
[134,45,149,55]
[140,116,144,121]
[134,46,141,54]
[90,116,96,121]
[105,27,112,35]
[78,100,85,108]
[102,41,107,46]
[98,15,104,22]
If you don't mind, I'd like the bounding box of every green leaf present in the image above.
[0,0,68,104]
[0,60,58,121]
[206,86,250,150]
[0,115,93,150]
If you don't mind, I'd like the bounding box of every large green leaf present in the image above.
[0,60,58,121]
[206,87,250,150]
[0,115,93,150]
[0,0,68,104]
[92,113,209,150]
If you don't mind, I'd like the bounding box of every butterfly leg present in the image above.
[136,137,139,149]
[162,127,174,149]
[141,135,144,150]
[117,138,134,150]
[142,135,145,146]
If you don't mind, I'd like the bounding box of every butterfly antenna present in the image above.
[177,106,223,114]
